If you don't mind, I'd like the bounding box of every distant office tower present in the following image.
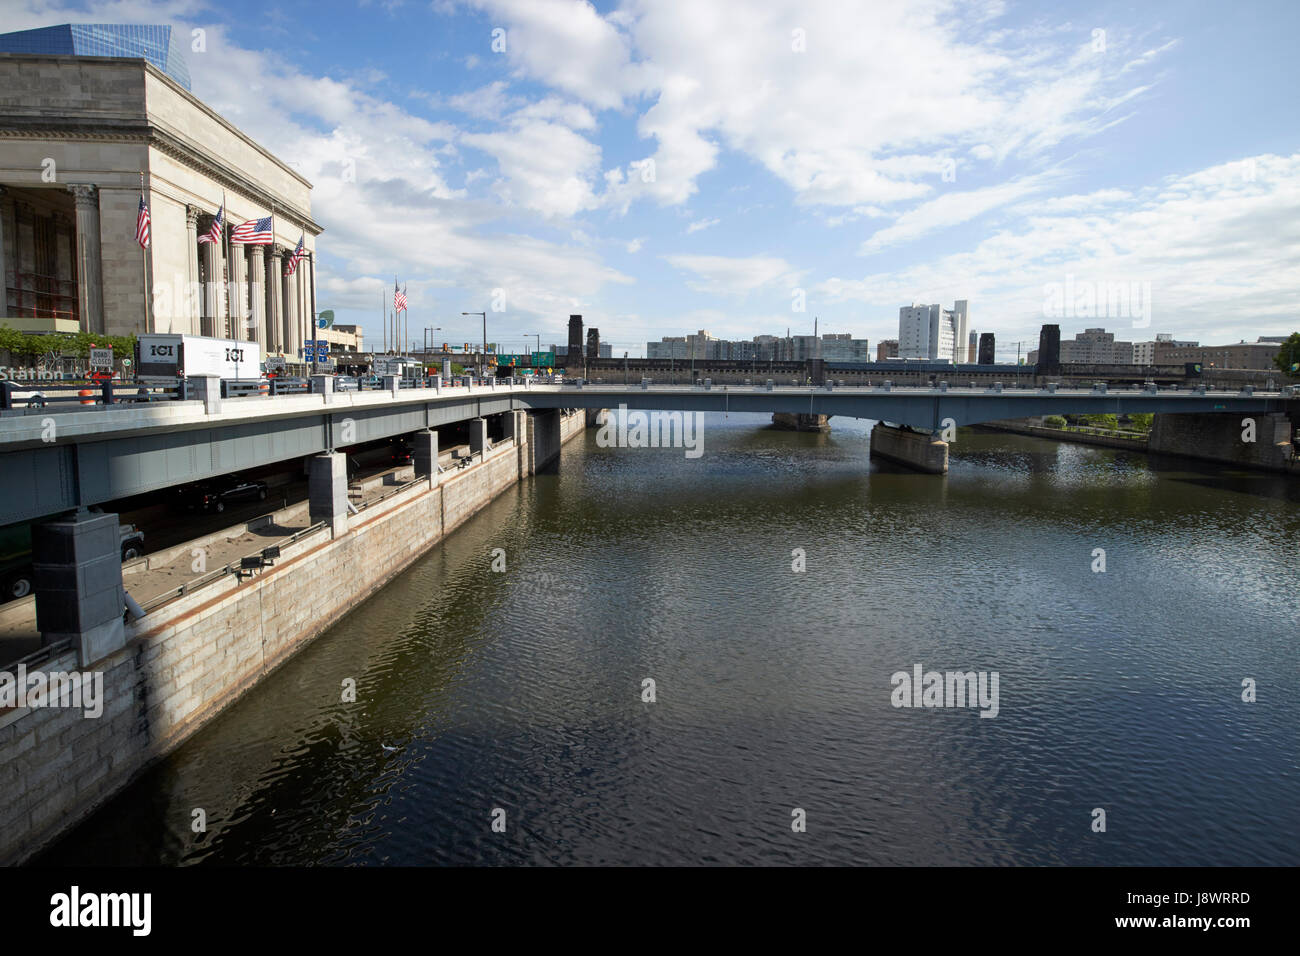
[898,300,968,362]
[0,23,192,89]
[978,332,996,365]
[568,315,583,360]
[586,328,600,360]
[877,339,899,361]
[968,330,978,363]
[1037,324,1061,373]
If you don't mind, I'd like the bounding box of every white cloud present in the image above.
[685,217,719,234]
[820,153,1300,342]
[858,173,1057,254]
[664,253,804,297]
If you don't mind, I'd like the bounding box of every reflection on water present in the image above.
[43,415,1300,865]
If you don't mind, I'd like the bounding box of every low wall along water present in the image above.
[0,409,585,863]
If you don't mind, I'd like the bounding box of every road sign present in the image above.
[317,310,334,328]
[266,356,286,372]
[89,347,113,371]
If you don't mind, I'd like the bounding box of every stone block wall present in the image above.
[0,414,584,863]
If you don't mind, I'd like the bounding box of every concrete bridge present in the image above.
[1,380,1294,529]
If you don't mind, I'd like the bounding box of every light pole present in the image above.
[463,311,486,379]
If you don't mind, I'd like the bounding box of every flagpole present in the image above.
[139,171,151,336]
[309,250,318,376]
[220,190,229,339]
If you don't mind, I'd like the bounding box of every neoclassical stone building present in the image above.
[0,51,322,358]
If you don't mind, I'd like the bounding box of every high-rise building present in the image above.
[968,330,978,363]
[877,339,899,361]
[1057,328,1134,364]
[0,24,192,89]
[898,300,968,362]
[567,315,584,360]
[977,332,996,365]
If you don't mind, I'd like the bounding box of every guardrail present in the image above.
[137,520,329,614]
[0,380,186,410]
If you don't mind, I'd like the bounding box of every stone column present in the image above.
[247,244,265,350]
[308,452,349,538]
[185,205,200,335]
[412,429,439,488]
[228,242,246,341]
[67,184,104,333]
[32,510,126,666]
[0,186,8,312]
[282,260,298,360]
[266,246,283,353]
[469,417,489,456]
[201,239,220,338]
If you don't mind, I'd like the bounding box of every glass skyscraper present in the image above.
[0,24,191,90]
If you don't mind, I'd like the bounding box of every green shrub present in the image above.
[1043,415,1067,427]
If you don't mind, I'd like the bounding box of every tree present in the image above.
[1126,413,1153,431]
[1273,332,1300,378]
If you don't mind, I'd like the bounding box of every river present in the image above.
[42,413,1300,865]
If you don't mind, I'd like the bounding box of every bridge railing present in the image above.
[0,379,187,411]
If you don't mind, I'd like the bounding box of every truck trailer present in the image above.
[135,334,261,383]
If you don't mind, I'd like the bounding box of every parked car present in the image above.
[176,477,269,513]
[335,375,360,391]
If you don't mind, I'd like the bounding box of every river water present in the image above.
[43,413,1300,865]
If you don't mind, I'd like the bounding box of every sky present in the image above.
[7,0,1300,359]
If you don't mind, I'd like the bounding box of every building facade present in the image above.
[898,300,968,363]
[0,47,322,360]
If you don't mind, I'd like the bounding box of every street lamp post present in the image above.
[463,311,486,380]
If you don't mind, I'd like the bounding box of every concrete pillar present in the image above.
[185,205,201,335]
[228,243,246,339]
[869,423,949,474]
[310,374,335,402]
[469,417,489,456]
[188,374,222,414]
[32,510,126,667]
[282,263,298,359]
[309,452,349,537]
[502,409,525,442]
[248,244,265,349]
[412,429,439,487]
[266,247,283,353]
[67,184,104,333]
[0,186,8,310]
[201,240,221,338]
[525,409,562,473]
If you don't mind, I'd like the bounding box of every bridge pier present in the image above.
[869,423,949,474]
[412,428,439,488]
[526,409,562,473]
[32,509,126,666]
[468,417,489,456]
[1148,411,1295,472]
[771,412,831,432]
[308,452,350,537]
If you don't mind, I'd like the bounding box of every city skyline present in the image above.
[2,0,1296,360]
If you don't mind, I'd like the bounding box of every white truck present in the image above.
[135,334,261,384]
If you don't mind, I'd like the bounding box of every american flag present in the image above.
[230,216,273,245]
[197,203,223,244]
[284,233,306,275]
[135,194,151,249]
[394,281,407,313]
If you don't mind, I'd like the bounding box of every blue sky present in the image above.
[12,0,1300,357]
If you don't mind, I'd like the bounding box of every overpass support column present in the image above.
[32,510,126,666]
[1148,411,1294,472]
[502,409,525,443]
[526,409,562,473]
[469,417,489,457]
[412,429,439,488]
[309,452,350,537]
[869,423,949,474]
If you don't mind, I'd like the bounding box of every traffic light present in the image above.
[443,342,448,353]
[464,343,470,352]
